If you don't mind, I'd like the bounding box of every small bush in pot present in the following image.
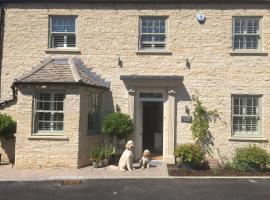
[101,112,133,149]
[0,113,16,139]
[232,145,270,172]
[90,147,102,168]
[175,143,205,169]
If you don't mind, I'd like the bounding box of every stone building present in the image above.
[0,0,269,168]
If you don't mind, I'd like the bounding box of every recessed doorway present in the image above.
[142,101,163,159]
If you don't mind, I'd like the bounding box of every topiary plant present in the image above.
[175,143,205,168]
[0,113,16,139]
[232,145,270,172]
[102,112,133,140]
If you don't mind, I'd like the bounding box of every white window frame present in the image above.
[49,16,77,49]
[232,16,262,51]
[232,95,262,138]
[139,16,167,50]
[88,91,103,135]
[33,91,65,135]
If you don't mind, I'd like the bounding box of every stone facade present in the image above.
[1,2,270,167]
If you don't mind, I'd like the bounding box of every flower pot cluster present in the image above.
[90,143,115,168]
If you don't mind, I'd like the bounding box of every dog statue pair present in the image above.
[118,140,150,171]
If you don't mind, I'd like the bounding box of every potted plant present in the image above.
[90,147,101,168]
[101,112,133,151]
[101,143,114,166]
[0,113,16,139]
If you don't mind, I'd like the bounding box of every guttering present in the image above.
[1,0,270,4]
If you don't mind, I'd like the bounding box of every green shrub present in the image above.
[175,143,205,167]
[101,112,133,139]
[0,113,16,138]
[90,147,102,162]
[232,145,270,172]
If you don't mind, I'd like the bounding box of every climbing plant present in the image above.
[191,94,219,155]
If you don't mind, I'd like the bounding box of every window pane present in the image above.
[232,96,260,137]
[88,93,101,132]
[140,17,166,50]
[34,92,65,133]
[233,116,244,132]
[52,35,65,48]
[67,35,76,47]
[51,17,75,33]
[246,117,258,132]
[233,98,243,115]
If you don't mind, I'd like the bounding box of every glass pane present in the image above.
[52,35,65,48]
[234,36,244,49]
[233,116,244,132]
[67,35,76,47]
[51,17,76,33]
[245,36,258,49]
[246,117,258,132]
[233,98,243,115]
[53,122,63,131]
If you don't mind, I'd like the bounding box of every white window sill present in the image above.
[28,135,68,140]
[135,50,172,55]
[45,48,81,54]
[229,137,268,142]
[230,51,268,56]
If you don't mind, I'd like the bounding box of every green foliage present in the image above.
[232,145,270,172]
[101,112,133,139]
[90,143,115,162]
[175,143,205,167]
[0,113,16,138]
[191,95,218,154]
[100,142,115,159]
[90,147,102,162]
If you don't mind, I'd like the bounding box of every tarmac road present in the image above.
[0,178,269,200]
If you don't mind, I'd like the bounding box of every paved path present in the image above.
[0,179,269,200]
[0,161,168,181]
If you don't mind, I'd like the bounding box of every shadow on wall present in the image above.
[77,89,115,168]
[0,137,15,164]
[175,83,192,103]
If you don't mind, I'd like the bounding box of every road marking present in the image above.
[249,179,258,184]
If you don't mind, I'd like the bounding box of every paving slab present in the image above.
[0,162,169,181]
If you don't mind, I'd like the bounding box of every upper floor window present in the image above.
[233,17,262,50]
[49,16,76,49]
[88,92,102,134]
[232,95,261,137]
[33,92,65,134]
[139,17,167,50]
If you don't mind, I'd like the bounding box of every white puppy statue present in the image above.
[118,140,135,171]
[139,149,151,169]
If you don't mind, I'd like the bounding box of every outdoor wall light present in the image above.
[197,13,206,24]
[185,105,190,116]
[115,104,121,112]
[118,57,123,68]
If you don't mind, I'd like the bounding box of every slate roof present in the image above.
[14,58,110,89]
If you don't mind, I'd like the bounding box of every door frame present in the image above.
[134,88,166,160]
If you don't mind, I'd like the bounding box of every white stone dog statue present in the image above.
[139,149,151,169]
[118,140,135,171]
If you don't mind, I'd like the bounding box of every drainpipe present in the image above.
[0,7,4,99]
[0,7,17,109]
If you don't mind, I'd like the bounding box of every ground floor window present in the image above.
[88,92,102,134]
[232,95,261,137]
[33,92,65,134]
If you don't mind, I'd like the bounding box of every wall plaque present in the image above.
[181,116,193,123]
